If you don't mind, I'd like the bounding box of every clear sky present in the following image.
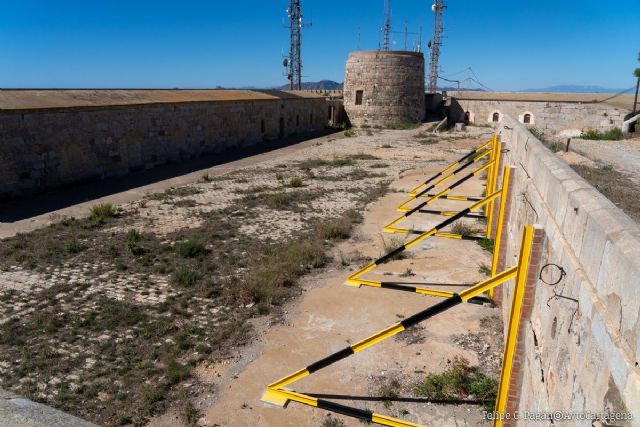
[1,0,639,91]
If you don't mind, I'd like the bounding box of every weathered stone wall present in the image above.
[450,97,628,137]
[343,51,425,127]
[0,97,327,199]
[497,115,640,425]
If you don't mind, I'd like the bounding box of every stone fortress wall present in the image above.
[0,90,327,199]
[448,92,631,136]
[496,115,640,425]
[343,51,425,127]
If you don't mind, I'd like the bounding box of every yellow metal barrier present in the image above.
[262,226,536,427]
[408,138,494,198]
[493,226,535,427]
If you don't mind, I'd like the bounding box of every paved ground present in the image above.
[567,137,640,183]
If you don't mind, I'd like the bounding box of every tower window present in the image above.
[492,112,500,122]
[355,90,364,105]
[523,113,531,124]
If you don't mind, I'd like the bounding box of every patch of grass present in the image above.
[386,122,421,130]
[89,203,117,221]
[172,199,197,208]
[400,268,414,277]
[315,210,362,240]
[381,234,407,261]
[450,221,481,237]
[379,377,401,409]
[240,189,320,212]
[580,128,623,140]
[381,143,393,148]
[415,356,497,409]
[419,138,439,145]
[241,239,327,304]
[174,240,207,258]
[478,265,491,276]
[181,399,199,427]
[289,177,304,188]
[477,238,494,253]
[344,129,355,137]
[370,162,389,169]
[322,415,346,427]
[571,164,640,222]
[170,267,200,287]
[201,173,213,182]
[346,169,386,181]
[528,127,546,143]
[347,153,380,160]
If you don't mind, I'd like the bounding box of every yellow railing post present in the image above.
[486,135,501,238]
[488,166,511,299]
[493,225,534,427]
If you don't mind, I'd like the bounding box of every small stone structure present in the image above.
[343,50,425,127]
[0,90,327,199]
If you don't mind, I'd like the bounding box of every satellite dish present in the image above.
[428,40,432,48]
[432,3,436,12]
[283,58,289,67]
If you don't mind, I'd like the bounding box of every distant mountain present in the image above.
[522,85,630,94]
[278,80,343,90]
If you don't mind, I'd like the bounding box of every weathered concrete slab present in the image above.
[0,391,97,427]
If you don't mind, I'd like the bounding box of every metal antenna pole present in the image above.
[285,1,310,90]
[383,0,392,51]
[428,0,446,93]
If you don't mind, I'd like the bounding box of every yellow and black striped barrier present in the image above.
[385,166,510,238]
[262,226,536,427]
[408,136,495,198]
[397,135,503,241]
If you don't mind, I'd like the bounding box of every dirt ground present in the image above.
[554,136,640,222]
[1,124,502,427]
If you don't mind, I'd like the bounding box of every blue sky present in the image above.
[1,0,639,91]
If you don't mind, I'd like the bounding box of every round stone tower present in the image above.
[343,50,425,127]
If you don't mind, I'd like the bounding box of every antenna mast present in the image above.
[285,0,309,90]
[428,0,445,93]
[382,0,392,50]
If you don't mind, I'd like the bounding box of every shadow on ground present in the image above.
[1,130,334,223]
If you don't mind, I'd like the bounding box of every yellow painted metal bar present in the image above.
[408,149,492,198]
[488,166,512,298]
[408,138,493,196]
[351,323,405,352]
[398,187,450,212]
[486,138,502,237]
[371,413,426,427]
[385,183,502,238]
[493,226,534,427]
[267,367,310,389]
[458,266,518,301]
[398,159,494,213]
[267,388,427,427]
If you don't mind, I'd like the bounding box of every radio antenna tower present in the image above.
[428,0,446,93]
[382,0,392,50]
[284,1,310,90]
